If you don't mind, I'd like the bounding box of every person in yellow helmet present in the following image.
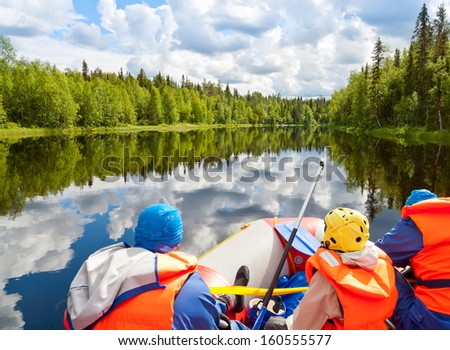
[285,208,398,329]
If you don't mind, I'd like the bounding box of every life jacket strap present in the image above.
[416,277,450,288]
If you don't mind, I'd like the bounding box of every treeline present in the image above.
[0,35,328,129]
[329,3,450,131]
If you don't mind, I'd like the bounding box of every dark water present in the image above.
[0,127,449,329]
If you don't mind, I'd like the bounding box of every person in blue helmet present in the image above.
[64,203,249,330]
[375,189,450,329]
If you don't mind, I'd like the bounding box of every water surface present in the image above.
[1,127,448,329]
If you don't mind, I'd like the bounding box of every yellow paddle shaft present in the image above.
[209,285,308,296]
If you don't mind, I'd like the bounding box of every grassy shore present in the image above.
[0,123,260,140]
[7,124,446,145]
[0,123,312,140]
[334,126,450,145]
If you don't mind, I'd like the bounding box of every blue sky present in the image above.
[0,0,447,97]
[72,0,166,28]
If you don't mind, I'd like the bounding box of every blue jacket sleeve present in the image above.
[172,271,221,330]
[375,217,424,267]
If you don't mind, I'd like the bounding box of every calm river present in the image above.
[1,126,449,329]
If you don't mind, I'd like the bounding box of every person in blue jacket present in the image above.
[65,203,249,330]
[375,189,450,329]
[134,203,249,330]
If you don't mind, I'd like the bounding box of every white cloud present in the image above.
[167,0,252,54]
[97,0,176,53]
[65,22,109,49]
[212,0,278,36]
[0,290,23,330]
[0,197,92,330]
[11,35,129,74]
[0,0,81,36]
[0,202,89,276]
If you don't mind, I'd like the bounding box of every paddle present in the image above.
[252,160,324,330]
[209,285,308,297]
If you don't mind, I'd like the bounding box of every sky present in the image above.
[0,0,448,97]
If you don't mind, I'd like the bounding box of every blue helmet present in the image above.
[405,189,437,206]
[134,204,183,252]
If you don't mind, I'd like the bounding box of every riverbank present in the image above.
[334,126,450,145]
[3,124,448,144]
[0,123,255,140]
[0,123,315,140]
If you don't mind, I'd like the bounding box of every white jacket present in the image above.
[66,243,160,330]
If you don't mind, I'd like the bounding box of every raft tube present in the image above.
[198,217,324,292]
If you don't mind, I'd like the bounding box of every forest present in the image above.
[0,35,327,129]
[328,3,450,131]
[2,4,450,132]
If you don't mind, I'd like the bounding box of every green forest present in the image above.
[329,3,450,131]
[2,3,450,132]
[0,35,327,129]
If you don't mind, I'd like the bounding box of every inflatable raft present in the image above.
[198,217,324,326]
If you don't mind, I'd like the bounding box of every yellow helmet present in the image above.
[323,207,369,252]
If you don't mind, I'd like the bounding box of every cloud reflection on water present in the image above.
[0,149,382,329]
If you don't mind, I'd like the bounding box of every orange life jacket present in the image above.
[401,198,450,315]
[64,251,198,330]
[306,247,398,330]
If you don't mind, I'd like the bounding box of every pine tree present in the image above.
[394,49,401,68]
[403,45,416,97]
[430,4,450,130]
[118,67,124,81]
[153,72,165,88]
[224,83,232,102]
[137,68,152,89]
[371,37,385,126]
[433,4,449,60]
[412,3,433,124]
[82,60,89,81]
